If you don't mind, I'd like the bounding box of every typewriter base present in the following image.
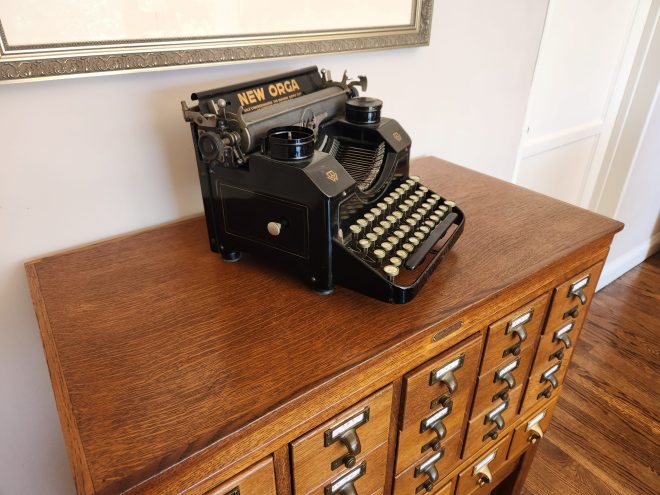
[25,158,622,495]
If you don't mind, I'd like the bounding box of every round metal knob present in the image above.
[343,454,357,468]
[267,222,282,236]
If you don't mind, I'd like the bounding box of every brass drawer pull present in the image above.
[414,449,444,493]
[526,409,547,444]
[494,358,520,390]
[420,401,453,441]
[325,408,370,470]
[541,363,561,389]
[324,461,366,495]
[569,275,591,305]
[506,310,533,343]
[429,355,464,393]
[553,321,574,349]
[485,400,509,430]
[473,449,497,487]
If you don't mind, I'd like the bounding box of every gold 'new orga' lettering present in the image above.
[268,79,300,97]
[237,87,266,107]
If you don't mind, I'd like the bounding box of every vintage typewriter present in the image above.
[181,66,464,303]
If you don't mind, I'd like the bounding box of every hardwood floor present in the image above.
[522,253,660,495]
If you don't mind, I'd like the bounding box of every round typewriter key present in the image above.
[390,192,401,204]
[414,231,425,240]
[377,202,387,211]
[409,193,419,203]
[400,225,411,233]
[422,202,432,210]
[431,193,441,201]
[370,207,382,218]
[381,241,393,252]
[356,218,368,229]
[444,200,456,208]
[412,213,422,221]
[358,239,371,253]
[425,220,435,229]
[401,183,410,192]
[386,214,397,224]
[430,214,440,223]
[406,179,415,187]
[427,198,437,207]
[379,220,391,230]
[384,197,394,207]
[420,225,430,234]
[393,230,405,239]
[366,232,378,242]
[373,248,386,264]
[399,205,410,214]
[402,243,415,253]
[383,264,399,280]
[390,257,402,267]
[364,212,375,225]
[418,185,428,193]
[393,211,403,220]
[372,226,385,237]
[405,218,417,228]
[349,224,361,235]
[395,187,405,196]
[404,199,414,207]
[409,237,420,246]
[396,249,408,259]
[410,175,420,183]
[387,236,399,246]
[439,205,449,212]
[417,207,428,217]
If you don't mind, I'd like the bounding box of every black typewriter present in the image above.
[181,66,464,303]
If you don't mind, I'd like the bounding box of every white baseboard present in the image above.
[597,230,660,290]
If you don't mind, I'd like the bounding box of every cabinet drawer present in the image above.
[309,443,388,495]
[521,359,565,414]
[205,457,276,495]
[508,398,558,460]
[402,334,482,429]
[393,435,460,495]
[394,432,461,492]
[396,401,464,474]
[545,262,604,332]
[481,294,549,373]
[470,344,534,419]
[291,385,392,495]
[455,434,512,495]
[463,386,521,457]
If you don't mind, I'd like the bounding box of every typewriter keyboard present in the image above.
[340,176,460,283]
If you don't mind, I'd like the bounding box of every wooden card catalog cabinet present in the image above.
[26,158,621,495]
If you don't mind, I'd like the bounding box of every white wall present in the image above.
[0,2,548,494]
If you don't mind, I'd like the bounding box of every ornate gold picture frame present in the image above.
[0,0,433,84]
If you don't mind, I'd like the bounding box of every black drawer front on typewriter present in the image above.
[220,185,309,258]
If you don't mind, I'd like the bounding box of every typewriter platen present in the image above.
[181,66,464,303]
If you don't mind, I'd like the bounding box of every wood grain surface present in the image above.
[522,253,660,495]
[25,157,623,494]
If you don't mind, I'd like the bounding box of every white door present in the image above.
[513,0,652,207]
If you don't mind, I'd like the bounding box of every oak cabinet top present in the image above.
[26,157,621,494]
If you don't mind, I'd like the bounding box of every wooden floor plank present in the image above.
[523,253,660,495]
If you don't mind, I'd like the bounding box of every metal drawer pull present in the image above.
[473,449,497,487]
[553,321,574,349]
[549,348,564,361]
[526,409,547,444]
[485,400,509,430]
[325,408,369,470]
[494,358,520,390]
[541,363,561,389]
[420,401,453,440]
[537,386,552,400]
[563,306,579,319]
[430,354,464,393]
[224,488,240,495]
[502,341,522,358]
[569,275,590,305]
[506,310,533,343]
[414,449,444,493]
[324,461,366,495]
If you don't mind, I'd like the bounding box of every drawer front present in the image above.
[309,443,389,495]
[481,294,550,373]
[463,386,521,457]
[545,262,604,332]
[402,334,483,429]
[393,436,460,495]
[455,434,512,495]
[508,398,558,460]
[395,402,464,474]
[470,344,534,419]
[205,457,276,495]
[291,385,393,494]
[521,358,565,413]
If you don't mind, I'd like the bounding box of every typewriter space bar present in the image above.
[404,212,458,270]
